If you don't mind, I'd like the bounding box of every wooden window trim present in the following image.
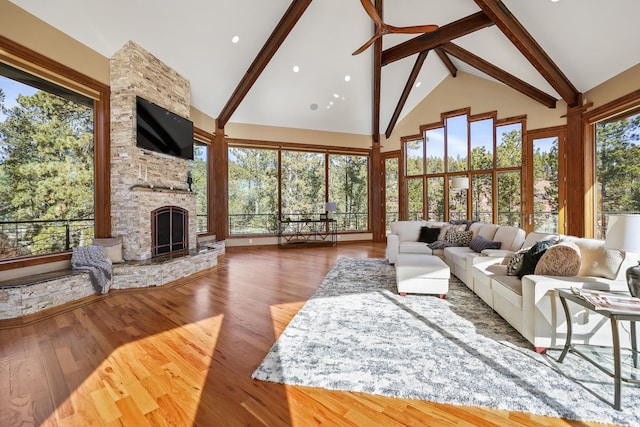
[0,35,110,271]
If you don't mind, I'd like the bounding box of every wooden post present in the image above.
[213,119,228,240]
[565,95,585,237]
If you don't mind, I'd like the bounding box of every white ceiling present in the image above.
[9,0,640,135]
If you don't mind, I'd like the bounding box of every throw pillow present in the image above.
[518,240,555,279]
[469,236,502,253]
[446,230,474,247]
[437,224,452,241]
[568,238,625,279]
[418,226,440,243]
[93,237,124,263]
[534,241,582,276]
[506,248,527,276]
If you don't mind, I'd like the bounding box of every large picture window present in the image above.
[594,109,640,238]
[0,65,95,258]
[228,145,369,235]
[191,140,208,233]
[404,110,523,225]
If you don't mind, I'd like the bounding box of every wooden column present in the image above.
[565,96,585,237]
[370,144,385,242]
[213,119,228,240]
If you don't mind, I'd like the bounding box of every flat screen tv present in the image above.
[136,96,194,160]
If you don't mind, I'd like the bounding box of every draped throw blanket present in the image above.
[71,245,113,294]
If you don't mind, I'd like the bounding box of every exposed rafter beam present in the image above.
[385,51,428,139]
[435,48,457,77]
[382,12,493,66]
[217,0,312,127]
[442,42,557,108]
[372,0,383,143]
[473,0,579,106]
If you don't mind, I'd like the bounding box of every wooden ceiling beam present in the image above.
[473,0,580,106]
[217,0,312,127]
[381,12,493,66]
[435,48,457,77]
[385,51,428,139]
[372,0,383,143]
[442,42,557,108]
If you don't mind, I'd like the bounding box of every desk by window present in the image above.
[278,219,337,248]
[557,288,640,410]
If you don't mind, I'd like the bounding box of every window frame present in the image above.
[0,35,110,271]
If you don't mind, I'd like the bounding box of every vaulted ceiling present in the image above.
[9,0,640,137]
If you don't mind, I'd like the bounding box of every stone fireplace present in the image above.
[110,41,197,261]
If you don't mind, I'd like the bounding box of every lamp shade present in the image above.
[450,177,469,190]
[325,202,337,212]
[604,214,640,252]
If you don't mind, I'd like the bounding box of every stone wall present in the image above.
[110,41,196,260]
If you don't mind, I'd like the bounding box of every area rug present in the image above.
[252,257,640,425]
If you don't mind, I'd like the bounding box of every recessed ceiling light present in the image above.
[231,36,240,44]
[310,103,318,111]
[327,105,331,109]
[344,75,351,82]
[415,81,422,88]
[293,65,300,73]
[333,93,340,99]
[551,0,559,2]
[329,101,334,106]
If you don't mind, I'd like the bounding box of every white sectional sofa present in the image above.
[387,220,639,352]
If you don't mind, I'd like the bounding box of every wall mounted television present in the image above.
[136,96,194,160]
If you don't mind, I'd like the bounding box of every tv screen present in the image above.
[136,96,194,160]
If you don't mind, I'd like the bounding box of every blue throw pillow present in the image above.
[469,236,502,253]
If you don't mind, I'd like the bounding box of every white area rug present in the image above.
[253,257,640,425]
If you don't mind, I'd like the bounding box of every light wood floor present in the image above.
[0,243,613,426]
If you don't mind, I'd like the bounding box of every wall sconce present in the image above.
[450,177,469,190]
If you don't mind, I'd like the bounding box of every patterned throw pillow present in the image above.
[534,241,581,276]
[446,230,473,247]
[506,248,527,276]
[518,240,556,279]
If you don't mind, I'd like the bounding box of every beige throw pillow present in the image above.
[93,237,124,263]
[565,237,625,279]
[534,241,581,276]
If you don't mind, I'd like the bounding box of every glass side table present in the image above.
[557,288,640,410]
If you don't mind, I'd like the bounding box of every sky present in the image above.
[0,76,37,121]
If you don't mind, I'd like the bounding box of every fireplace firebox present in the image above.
[151,206,188,257]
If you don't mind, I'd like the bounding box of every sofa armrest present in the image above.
[387,234,400,264]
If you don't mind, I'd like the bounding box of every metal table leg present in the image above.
[558,295,572,363]
[611,318,622,410]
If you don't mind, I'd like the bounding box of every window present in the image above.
[384,157,399,231]
[228,147,278,234]
[228,145,370,235]
[403,110,523,224]
[328,154,368,231]
[594,109,640,238]
[0,65,95,258]
[191,141,208,233]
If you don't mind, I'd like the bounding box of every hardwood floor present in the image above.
[0,243,610,426]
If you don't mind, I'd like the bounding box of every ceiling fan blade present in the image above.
[387,24,439,34]
[359,0,383,27]
[352,33,382,55]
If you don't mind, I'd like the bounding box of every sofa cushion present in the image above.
[391,221,426,242]
[476,224,499,240]
[521,231,560,250]
[518,240,555,279]
[437,224,453,241]
[565,237,625,279]
[492,226,526,252]
[446,230,473,247]
[418,226,440,243]
[492,275,523,309]
[469,236,501,253]
[399,241,434,255]
[534,241,581,276]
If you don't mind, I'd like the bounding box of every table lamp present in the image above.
[325,202,337,219]
[605,214,640,297]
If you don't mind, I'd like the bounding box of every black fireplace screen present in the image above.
[151,206,188,257]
